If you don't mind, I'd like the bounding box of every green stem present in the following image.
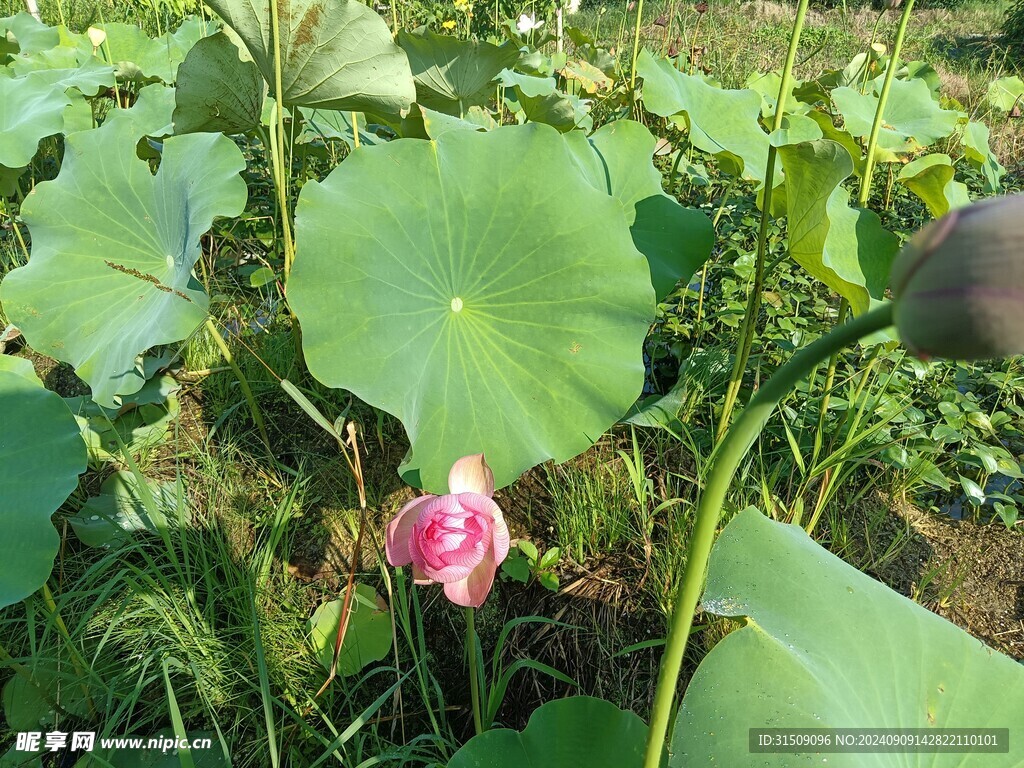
[860,8,886,94]
[39,584,97,717]
[715,0,810,443]
[268,0,296,281]
[466,607,484,735]
[205,318,273,457]
[629,0,646,114]
[858,0,915,207]
[642,304,894,768]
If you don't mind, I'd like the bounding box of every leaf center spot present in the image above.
[450,297,464,313]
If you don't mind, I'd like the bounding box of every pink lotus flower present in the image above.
[386,454,510,608]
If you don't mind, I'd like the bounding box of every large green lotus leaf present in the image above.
[636,49,771,186]
[832,77,960,157]
[3,659,91,730]
[778,140,898,315]
[960,121,1004,194]
[564,119,714,299]
[172,32,263,134]
[397,28,519,115]
[0,120,246,408]
[0,356,86,609]
[306,584,392,678]
[897,154,969,219]
[0,75,70,167]
[205,0,414,115]
[11,45,115,97]
[671,508,1024,766]
[449,696,656,768]
[0,165,25,197]
[290,124,654,492]
[0,13,59,55]
[95,18,209,83]
[986,75,1023,112]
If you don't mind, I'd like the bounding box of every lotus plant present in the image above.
[642,194,1024,767]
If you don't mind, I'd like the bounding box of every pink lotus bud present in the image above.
[385,455,509,608]
[891,195,1024,361]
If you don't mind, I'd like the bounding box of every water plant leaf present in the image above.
[397,28,519,115]
[95,17,210,83]
[206,0,415,115]
[65,374,181,467]
[69,470,182,547]
[897,154,969,219]
[636,49,771,186]
[831,77,960,157]
[564,119,714,299]
[419,105,496,138]
[498,69,592,132]
[300,108,382,148]
[0,12,60,55]
[0,356,86,609]
[0,119,247,408]
[104,81,176,138]
[449,696,655,768]
[562,58,612,93]
[0,74,69,168]
[959,120,1004,194]
[986,75,1024,112]
[289,124,654,492]
[172,31,264,134]
[3,659,91,731]
[777,139,898,315]
[307,584,392,677]
[671,507,1024,766]
[12,48,115,97]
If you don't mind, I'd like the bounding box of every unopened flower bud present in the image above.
[891,195,1024,361]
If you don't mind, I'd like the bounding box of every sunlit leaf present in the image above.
[777,139,898,314]
[637,49,772,186]
[0,118,247,407]
[173,32,264,134]
[397,28,519,115]
[206,0,415,115]
[897,154,970,219]
[672,508,1024,767]
[289,124,654,492]
[564,119,714,298]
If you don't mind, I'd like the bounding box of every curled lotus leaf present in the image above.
[0,118,247,407]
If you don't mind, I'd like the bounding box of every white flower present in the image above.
[566,0,582,13]
[516,13,544,33]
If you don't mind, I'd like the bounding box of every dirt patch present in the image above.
[898,501,1024,658]
[840,495,1024,658]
